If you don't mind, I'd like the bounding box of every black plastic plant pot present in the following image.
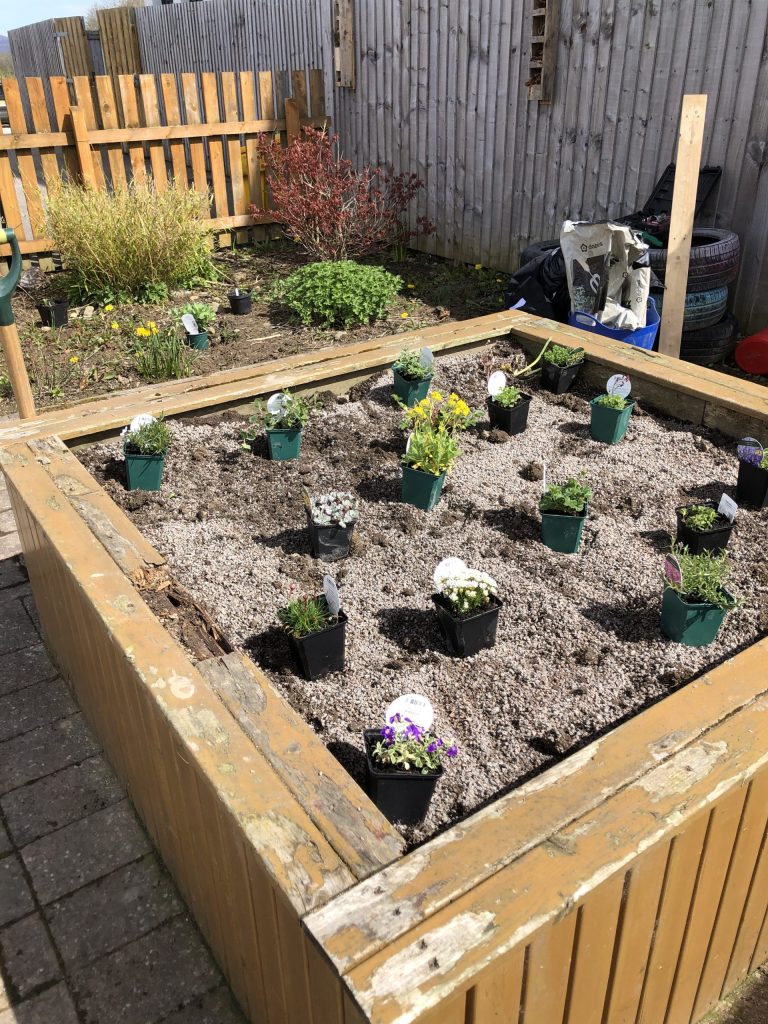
[675,502,733,555]
[736,460,768,509]
[392,368,432,408]
[541,359,583,394]
[362,729,442,826]
[487,394,532,435]
[540,506,588,554]
[660,586,731,647]
[228,292,252,315]
[37,300,69,329]
[589,398,635,444]
[306,511,356,562]
[287,608,347,680]
[432,593,502,657]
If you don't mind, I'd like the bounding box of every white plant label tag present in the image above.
[385,694,435,733]
[510,298,526,310]
[718,494,738,522]
[406,432,413,453]
[607,373,632,399]
[487,371,507,397]
[419,347,434,371]
[266,393,288,417]
[542,460,547,491]
[737,437,764,462]
[181,313,199,335]
[323,575,341,617]
[232,287,241,296]
[125,413,156,435]
[664,554,683,587]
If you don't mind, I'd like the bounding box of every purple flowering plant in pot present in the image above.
[363,713,457,826]
[736,437,768,509]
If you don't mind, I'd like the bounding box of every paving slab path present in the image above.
[0,472,246,1024]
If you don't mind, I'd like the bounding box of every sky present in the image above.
[2,2,97,34]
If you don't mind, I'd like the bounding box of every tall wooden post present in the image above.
[658,95,708,358]
[0,228,36,420]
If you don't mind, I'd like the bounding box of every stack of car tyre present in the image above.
[649,229,740,365]
[519,229,741,365]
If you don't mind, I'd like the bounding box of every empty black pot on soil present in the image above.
[363,729,442,825]
[432,593,502,657]
[486,393,532,435]
[541,359,583,394]
[288,608,347,680]
[306,511,356,561]
[228,291,252,315]
[737,460,768,509]
[675,502,733,555]
[37,300,69,328]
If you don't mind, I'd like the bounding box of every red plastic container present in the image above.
[735,330,768,375]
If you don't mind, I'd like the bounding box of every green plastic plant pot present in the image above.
[266,427,302,461]
[124,450,165,492]
[660,586,730,647]
[540,507,588,553]
[392,368,432,408]
[589,398,635,444]
[401,465,445,510]
[186,331,209,351]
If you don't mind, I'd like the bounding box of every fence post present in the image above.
[285,98,301,144]
[68,106,98,187]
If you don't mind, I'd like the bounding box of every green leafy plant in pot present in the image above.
[241,390,318,461]
[661,547,737,647]
[590,392,635,444]
[541,343,585,394]
[277,582,346,679]
[173,301,216,351]
[364,712,458,825]
[431,557,501,657]
[392,346,434,407]
[539,475,592,553]
[399,391,479,510]
[122,414,172,492]
[305,490,360,561]
[676,501,734,555]
[486,374,532,436]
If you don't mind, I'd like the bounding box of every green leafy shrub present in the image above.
[46,182,216,304]
[123,418,172,456]
[668,547,736,610]
[595,394,628,410]
[543,344,584,367]
[540,476,593,516]
[133,326,194,382]
[679,504,720,532]
[278,595,334,637]
[172,302,217,332]
[280,261,402,328]
[393,347,432,382]
[492,385,523,408]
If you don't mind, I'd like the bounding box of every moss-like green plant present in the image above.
[540,476,593,516]
[393,347,432,382]
[278,595,335,637]
[124,418,173,456]
[595,394,628,411]
[679,504,720,532]
[543,344,584,367]
[667,546,737,610]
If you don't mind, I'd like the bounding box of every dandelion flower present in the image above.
[474,263,483,270]
[407,283,415,289]
[111,322,119,331]
[69,355,79,364]
[401,312,409,319]
[104,304,114,312]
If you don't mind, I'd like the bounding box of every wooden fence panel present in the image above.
[55,16,94,78]
[0,70,328,258]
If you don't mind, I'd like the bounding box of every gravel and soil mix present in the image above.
[80,345,768,844]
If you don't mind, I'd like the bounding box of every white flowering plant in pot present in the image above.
[433,557,498,615]
[431,557,502,657]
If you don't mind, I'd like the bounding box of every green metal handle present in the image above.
[0,228,22,328]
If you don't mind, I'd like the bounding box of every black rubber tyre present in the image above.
[680,312,739,365]
[519,239,560,267]
[649,230,740,292]
[653,286,728,330]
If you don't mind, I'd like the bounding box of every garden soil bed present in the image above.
[80,345,768,844]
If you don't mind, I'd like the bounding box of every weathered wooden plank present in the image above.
[198,653,404,879]
[117,75,147,184]
[3,77,44,238]
[565,872,626,1024]
[94,75,128,191]
[181,74,209,198]
[201,73,229,218]
[138,74,168,192]
[723,828,768,993]
[220,72,245,215]
[25,78,59,188]
[160,75,188,188]
[470,946,525,1022]
[72,76,107,190]
[524,912,577,1024]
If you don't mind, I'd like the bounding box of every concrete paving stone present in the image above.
[0,483,9,514]
[0,642,58,698]
[0,855,35,927]
[0,510,16,535]
[0,593,38,656]
[157,984,248,1024]
[0,678,77,744]
[22,799,151,905]
[0,714,100,795]
[0,982,79,1024]
[0,535,22,561]
[0,820,10,856]
[46,854,183,969]
[0,557,26,591]
[2,756,123,848]
[0,913,61,999]
[21,595,41,635]
[74,915,220,1024]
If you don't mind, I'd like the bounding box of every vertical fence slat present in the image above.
[723,825,768,993]
[3,77,44,238]
[259,69,275,118]
[221,72,246,215]
[564,872,626,1024]
[309,68,326,118]
[160,74,189,188]
[118,75,147,184]
[523,910,578,1024]
[49,76,80,184]
[471,945,525,1021]
[138,74,169,192]
[25,78,60,189]
[292,68,309,117]
[201,73,229,217]
[72,76,107,191]
[240,72,262,213]
[0,115,26,238]
[180,73,209,197]
[94,76,128,191]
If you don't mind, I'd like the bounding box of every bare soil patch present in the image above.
[80,345,768,843]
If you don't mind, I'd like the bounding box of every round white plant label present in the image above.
[607,373,632,399]
[267,393,288,417]
[664,554,683,587]
[385,694,435,733]
[420,347,434,371]
[487,370,507,397]
[737,437,764,461]
[125,413,156,435]
[181,312,199,336]
[323,575,341,616]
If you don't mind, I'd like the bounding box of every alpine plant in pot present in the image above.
[486,370,532,436]
[305,490,360,561]
[675,499,735,555]
[399,391,479,511]
[241,390,318,461]
[391,346,434,407]
[540,343,585,394]
[121,414,172,492]
[660,548,738,647]
[431,557,501,657]
[590,373,635,444]
[363,713,457,825]
[539,475,593,554]
[277,577,346,680]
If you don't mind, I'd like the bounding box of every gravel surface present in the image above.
[80,345,768,844]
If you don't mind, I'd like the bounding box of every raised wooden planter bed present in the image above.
[2,311,768,1024]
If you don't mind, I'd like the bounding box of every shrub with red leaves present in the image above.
[251,128,433,261]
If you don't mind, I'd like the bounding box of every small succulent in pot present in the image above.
[241,389,318,461]
[122,414,172,492]
[432,556,501,656]
[277,590,346,679]
[539,475,593,553]
[306,490,360,561]
[392,347,434,407]
[661,547,738,647]
[736,437,768,508]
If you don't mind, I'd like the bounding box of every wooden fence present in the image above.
[0,69,328,258]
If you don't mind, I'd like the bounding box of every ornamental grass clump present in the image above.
[433,557,497,616]
[667,547,736,610]
[280,260,402,328]
[46,182,215,304]
[310,491,359,527]
[278,595,335,638]
[133,325,194,382]
[371,714,457,774]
